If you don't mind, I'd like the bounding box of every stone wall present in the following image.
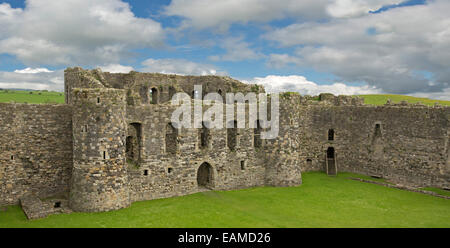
[1,68,448,214]
[65,67,264,105]
[125,101,267,203]
[69,88,130,212]
[277,94,449,188]
[0,103,73,205]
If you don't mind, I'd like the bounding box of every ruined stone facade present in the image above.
[0,67,448,217]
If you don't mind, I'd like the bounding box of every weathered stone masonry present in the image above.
[0,67,448,218]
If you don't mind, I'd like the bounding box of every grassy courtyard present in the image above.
[0,172,448,228]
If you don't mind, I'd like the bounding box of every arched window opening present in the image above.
[166,122,178,154]
[150,88,158,104]
[126,123,142,162]
[200,121,210,149]
[328,129,334,141]
[227,120,238,151]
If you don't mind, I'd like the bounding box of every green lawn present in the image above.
[1,172,448,228]
[0,90,448,107]
[358,94,450,106]
[0,90,64,104]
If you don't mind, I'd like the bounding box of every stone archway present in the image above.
[197,162,214,189]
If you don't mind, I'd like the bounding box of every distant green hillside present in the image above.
[0,90,448,106]
[0,90,64,104]
[358,94,450,106]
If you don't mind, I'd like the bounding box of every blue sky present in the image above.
[0,0,449,99]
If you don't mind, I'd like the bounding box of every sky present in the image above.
[0,0,449,100]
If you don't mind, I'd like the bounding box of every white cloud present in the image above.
[14,67,54,74]
[264,0,450,95]
[326,0,403,18]
[0,68,63,91]
[140,58,226,76]
[243,75,381,96]
[208,37,263,62]
[0,0,164,66]
[99,64,134,73]
[164,0,401,30]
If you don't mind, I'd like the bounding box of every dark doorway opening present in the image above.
[326,147,337,176]
[197,162,214,189]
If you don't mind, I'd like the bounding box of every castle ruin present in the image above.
[0,67,449,219]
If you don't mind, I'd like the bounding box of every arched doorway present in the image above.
[326,147,337,176]
[197,162,214,189]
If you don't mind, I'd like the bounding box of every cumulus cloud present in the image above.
[208,37,264,62]
[0,68,64,91]
[0,0,164,66]
[140,58,226,76]
[164,0,401,30]
[243,75,381,96]
[326,0,403,18]
[14,67,54,74]
[99,64,134,73]
[264,0,450,95]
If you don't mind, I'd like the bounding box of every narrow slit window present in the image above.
[168,168,173,174]
[254,120,262,148]
[103,151,106,160]
[144,170,149,176]
[240,161,245,170]
[328,129,334,141]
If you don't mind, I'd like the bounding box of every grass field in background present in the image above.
[1,172,448,228]
[0,90,64,104]
[0,90,448,106]
[358,94,450,106]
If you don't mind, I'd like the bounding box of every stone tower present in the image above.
[69,88,130,212]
